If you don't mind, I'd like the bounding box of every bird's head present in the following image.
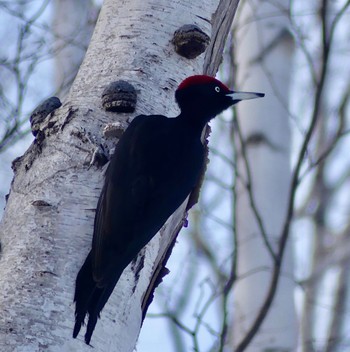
[175,75,264,122]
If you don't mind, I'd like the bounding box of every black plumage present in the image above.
[73,75,264,344]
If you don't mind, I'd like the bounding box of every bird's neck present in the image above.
[177,111,211,136]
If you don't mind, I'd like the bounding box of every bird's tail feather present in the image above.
[73,251,96,339]
[73,251,124,345]
[84,283,117,344]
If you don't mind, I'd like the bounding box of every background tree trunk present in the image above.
[232,1,297,350]
[0,0,240,350]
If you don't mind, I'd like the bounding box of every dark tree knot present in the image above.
[102,80,137,113]
[30,97,62,136]
[172,24,210,59]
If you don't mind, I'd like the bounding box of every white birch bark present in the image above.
[232,0,297,350]
[0,0,239,351]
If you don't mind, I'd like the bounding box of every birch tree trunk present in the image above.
[0,0,240,351]
[232,1,297,350]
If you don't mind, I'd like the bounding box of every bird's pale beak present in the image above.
[226,91,265,102]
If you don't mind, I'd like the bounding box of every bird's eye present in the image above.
[215,86,220,93]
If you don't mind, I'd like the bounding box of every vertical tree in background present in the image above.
[293,1,350,350]
[232,0,297,350]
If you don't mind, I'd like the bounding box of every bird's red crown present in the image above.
[177,75,230,92]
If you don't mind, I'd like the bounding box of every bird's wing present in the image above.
[91,115,204,286]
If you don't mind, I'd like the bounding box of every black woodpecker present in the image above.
[73,75,264,344]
